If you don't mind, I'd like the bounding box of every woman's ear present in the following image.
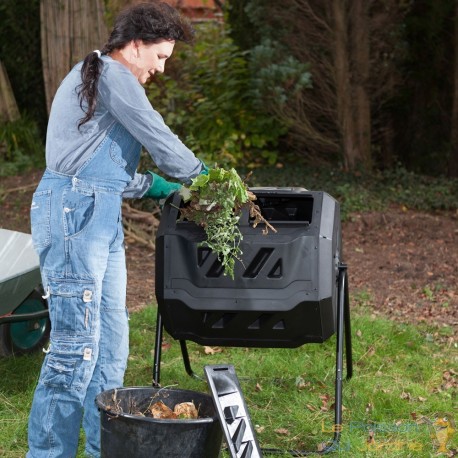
[132,40,141,58]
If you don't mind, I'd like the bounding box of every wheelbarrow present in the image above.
[0,228,50,356]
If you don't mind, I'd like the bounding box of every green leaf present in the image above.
[189,173,209,190]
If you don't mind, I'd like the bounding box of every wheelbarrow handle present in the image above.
[0,309,49,325]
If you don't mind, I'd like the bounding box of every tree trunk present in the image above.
[0,61,20,122]
[350,0,371,170]
[41,0,107,114]
[333,0,358,170]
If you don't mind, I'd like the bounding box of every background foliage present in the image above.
[0,0,47,134]
[0,117,44,177]
[390,0,456,176]
[0,0,46,174]
[1,0,457,177]
[226,0,458,176]
[146,22,284,168]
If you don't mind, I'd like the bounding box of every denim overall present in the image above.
[27,123,142,457]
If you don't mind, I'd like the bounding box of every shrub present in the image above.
[146,22,285,168]
[0,117,45,176]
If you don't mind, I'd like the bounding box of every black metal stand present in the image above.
[152,264,353,455]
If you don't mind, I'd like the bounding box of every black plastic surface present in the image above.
[204,365,262,458]
[155,188,341,347]
[96,387,223,458]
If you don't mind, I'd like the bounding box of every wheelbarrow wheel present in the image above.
[0,289,50,356]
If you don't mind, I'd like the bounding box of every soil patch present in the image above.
[343,208,457,336]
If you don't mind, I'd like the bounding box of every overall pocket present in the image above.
[47,276,98,336]
[30,190,52,249]
[41,340,94,391]
[62,187,96,238]
[42,354,76,389]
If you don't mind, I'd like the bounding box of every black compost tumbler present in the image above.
[155,187,342,348]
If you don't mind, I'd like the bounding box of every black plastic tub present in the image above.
[96,387,223,458]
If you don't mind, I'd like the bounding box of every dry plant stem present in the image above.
[123,220,154,248]
[0,182,39,202]
[248,200,277,234]
[122,202,160,225]
[143,384,179,415]
[121,201,159,248]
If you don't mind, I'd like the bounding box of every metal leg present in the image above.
[344,270,353,380]
[318,264,347,453]
[152,310,163,386]
[179,340,204,380]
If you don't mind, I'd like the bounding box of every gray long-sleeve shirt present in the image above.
[45,55,202,197]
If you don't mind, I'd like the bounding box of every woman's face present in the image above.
[132,39,175,84]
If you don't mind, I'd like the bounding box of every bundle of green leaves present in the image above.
[179,168,275,279]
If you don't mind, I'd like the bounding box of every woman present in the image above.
[27,2,206,457]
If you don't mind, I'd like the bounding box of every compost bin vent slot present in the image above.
[267,259,282,278]
[243,248,274,278]
[211,313,236,329]
[197,247,211,267]
[241,441,253,458]
[273,319,285,330]
[224,405,239,423]
[248,314,271,330]
[206,259,225,278]
[232,419,246,452]
[197,247,225,277]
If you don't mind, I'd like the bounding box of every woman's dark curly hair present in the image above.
[77,1,194,128]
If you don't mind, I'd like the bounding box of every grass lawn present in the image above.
[0,294,456,457]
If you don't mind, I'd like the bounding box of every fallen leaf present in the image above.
[204,346,222,355]
[255,425,265,434]
[274,428,290,436]
[329,402,347,411]
[367,430,376,444]
[317,442,328,452]
[319,394,331,411]
[255,382,262,392]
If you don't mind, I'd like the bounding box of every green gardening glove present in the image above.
[200,161,209,175]
[143,171,181,200]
